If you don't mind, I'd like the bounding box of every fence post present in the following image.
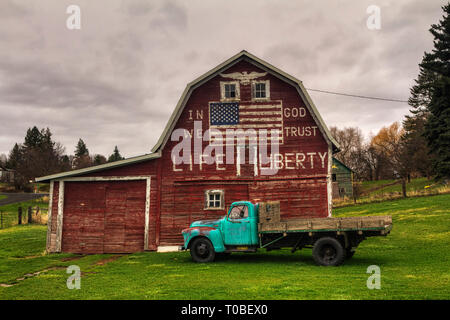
[18,207,22,225]
[28,206,32,224]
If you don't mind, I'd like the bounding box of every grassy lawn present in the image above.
[362,177,441,196]
[360,178,398,193]
[0,197,48,228]
[334,178,449,208]
[0,195,6,200]
[0,194,449,300]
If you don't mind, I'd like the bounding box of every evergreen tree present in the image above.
[7,143,22,170]
[402,110,433,179]
[60,155,72,171]
[411,3,450,180]
[74,139,89,158]
[73,139,91,169]
[23,126,43,149]
[107,146,125,163]
[93,154,107,166]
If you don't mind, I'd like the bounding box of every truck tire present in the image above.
[312,237,345,266]
[190,237,215,263]
[346,248,355,259]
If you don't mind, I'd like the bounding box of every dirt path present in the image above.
[0,193,48,206]
[361,180,401,196]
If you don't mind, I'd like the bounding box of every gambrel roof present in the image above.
[151,50,340,153]
[37,50,339,182]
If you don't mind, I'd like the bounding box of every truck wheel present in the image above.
[190,237,215,263]
[312,237,345,266]
[346,248,355,259]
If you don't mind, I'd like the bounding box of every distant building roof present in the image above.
[332,157,354,173]
[0,165,15,172]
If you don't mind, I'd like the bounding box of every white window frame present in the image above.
[220,81,240,101]
[204,189,225,210]
[252,80,270,101]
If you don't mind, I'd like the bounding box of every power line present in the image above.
[305,88,409,103]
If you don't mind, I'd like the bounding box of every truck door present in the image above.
[223,204,252,245]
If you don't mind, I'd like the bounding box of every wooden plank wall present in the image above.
[61,181,147,254]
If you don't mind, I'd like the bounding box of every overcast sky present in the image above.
[0,0,445,158]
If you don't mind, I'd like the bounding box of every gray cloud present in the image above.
[0,0,445,158]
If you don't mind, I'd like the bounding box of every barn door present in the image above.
[103,186,127,253]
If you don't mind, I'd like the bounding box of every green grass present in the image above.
[360,179,398,193]
[0,195,6,200]
[0,194,449,300]
[0,197,48,228]
[363,178,441,196]
[334,178,449,208]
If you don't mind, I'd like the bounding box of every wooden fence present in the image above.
[0,206,48,229]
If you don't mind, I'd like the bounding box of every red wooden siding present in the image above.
[62,181,146,254]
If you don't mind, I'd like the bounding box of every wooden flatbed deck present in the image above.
[258,216,392,235]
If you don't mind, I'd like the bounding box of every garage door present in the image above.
[62,180,147,254]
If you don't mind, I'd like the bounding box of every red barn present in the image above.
[37,51,339,254]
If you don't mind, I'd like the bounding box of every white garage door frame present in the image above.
[47,176,153,252]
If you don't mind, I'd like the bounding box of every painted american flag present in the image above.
[209,101,283,145]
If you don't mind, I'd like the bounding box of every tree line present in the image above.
[0,127,125,190]
[332,3,450,191]
[1,4,448,191]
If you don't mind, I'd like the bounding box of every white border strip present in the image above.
[45,181,54,252]
[55,181,64,252]
[327,146,333,217]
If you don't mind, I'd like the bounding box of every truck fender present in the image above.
[183,227,226,253]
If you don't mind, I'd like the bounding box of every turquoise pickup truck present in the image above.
[181,201,392,266]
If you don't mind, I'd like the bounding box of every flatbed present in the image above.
[182,201,392,266]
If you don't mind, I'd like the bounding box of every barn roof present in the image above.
[36,50,339,183]
[151,50,340,154]
[35,152,161,182]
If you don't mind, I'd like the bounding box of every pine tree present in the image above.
[7,143,22,170]
[107,146,125,163]
[73,139,91,169]
[402,110,433,179]
[93,154,107,166]
[24,126,42,148]
[409,3,450,180]
[74,139,89,158]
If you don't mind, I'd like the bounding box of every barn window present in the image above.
[252,80,270,100]
[205,190,224,210]
[225,84,236,98]
[332,174,337,182]
[220,81,240,101]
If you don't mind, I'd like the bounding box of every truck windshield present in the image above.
[228,205,248,219]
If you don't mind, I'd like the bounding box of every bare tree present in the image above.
[371,122,411,197]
